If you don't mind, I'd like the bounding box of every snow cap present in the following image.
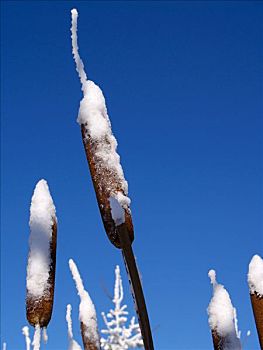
[248,254,263,296]
[207,270,241,349]
[27,179,56,298]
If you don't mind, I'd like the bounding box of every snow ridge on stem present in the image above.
[22,326,31,350]
[32,325,41,350]
[69,259,100,348]
[66,304,82,350]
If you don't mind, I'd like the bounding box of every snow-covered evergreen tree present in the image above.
[100,266,143,350]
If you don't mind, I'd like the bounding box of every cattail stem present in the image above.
[250,293,263,349]
[117,224,154,350]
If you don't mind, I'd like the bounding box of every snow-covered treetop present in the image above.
[101,265,143,350]
[70,8,130,211]
[207,270,241,350]
[69,259,100,349]
[27,179,56,298]
[248,254,263,296]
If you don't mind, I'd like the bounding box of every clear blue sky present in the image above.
[1,1,262,349]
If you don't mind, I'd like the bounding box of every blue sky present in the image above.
[1,1,262,349]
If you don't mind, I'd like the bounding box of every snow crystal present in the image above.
[26,179,56,298]
[22,326,31,350]
[70,9,131,206]
[207,270,241,350]
[248,254,263,296]
[32,325,41,350]
[69,259,100,348]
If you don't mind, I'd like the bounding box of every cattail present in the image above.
[70,10,154,349]
[26,179,57,328]
[248,254,263,349]
[70,8,133,248]
[207,270,241,350]
[69,259,100,350]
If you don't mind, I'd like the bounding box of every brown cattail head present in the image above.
[26,180,57,327]
[211,329,224,350]
[250,293,263,349]
[81,125,134,248]
[248,254,263,349]
[80,322,100,350]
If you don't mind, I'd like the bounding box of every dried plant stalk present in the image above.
[250,292,263,349]
[26,219,57,327]
[81,125,134,248]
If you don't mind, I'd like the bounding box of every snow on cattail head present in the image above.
[69,259,100,350]
[27,179,56,297]
[26,179,57,327]
[248,254,263,348]
[207,270,241,349]
[70,8,133,248]
[248,254,263,296]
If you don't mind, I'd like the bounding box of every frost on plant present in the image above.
[100,266,143,349]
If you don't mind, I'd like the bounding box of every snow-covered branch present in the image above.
[100,266,143,349]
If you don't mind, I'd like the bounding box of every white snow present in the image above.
[32,325,41,350]
[42,328,48,344]
[69,259,100,348]
[101,265,143,349]
[109,196,125,226]
[248,254,263,296]
[22,326,31,350]
[66,304,82,350]
[26,179,56,298]
[207,270,241,350]
[70,9,131,207]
